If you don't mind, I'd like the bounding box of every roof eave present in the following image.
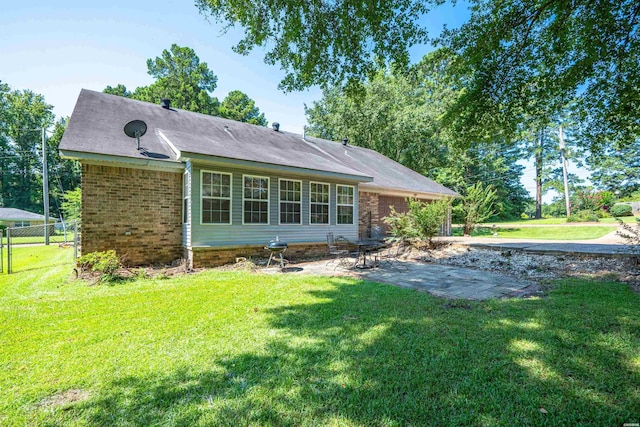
[358,183,460,199]
[181,152,373,183]
[59,150,185,171]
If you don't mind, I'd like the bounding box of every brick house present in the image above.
[60,90,457,267]
[0,207,51,228]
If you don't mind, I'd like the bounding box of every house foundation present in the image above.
[187,242,329,268]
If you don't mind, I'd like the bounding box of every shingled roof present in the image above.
[61,89,458,198]
[0,208,47,221]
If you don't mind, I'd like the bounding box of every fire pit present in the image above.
[265,237,288,269]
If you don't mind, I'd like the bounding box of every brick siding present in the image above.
[358,191,379,238]
[188,243,329,268]
[81,164,183,265]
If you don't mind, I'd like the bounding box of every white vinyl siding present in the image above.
[189,164,359,247]
[310,182,330,225]
[243,175,270,224]
[279,179,302,225]
[336,185,355,224]
[201,170,232,224]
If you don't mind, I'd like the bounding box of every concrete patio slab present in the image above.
[268,259,535,300]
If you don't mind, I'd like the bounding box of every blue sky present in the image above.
[0,1,586,201]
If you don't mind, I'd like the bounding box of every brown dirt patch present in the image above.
[38,389,90,409]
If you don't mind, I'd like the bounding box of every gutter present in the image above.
[59,150,185,172]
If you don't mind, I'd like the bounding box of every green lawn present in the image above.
[454,225,616,240]
[479,216,638,226]
[1,247,639,426]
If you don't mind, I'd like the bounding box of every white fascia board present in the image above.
[59,150,185,172]
[158,130,182,159]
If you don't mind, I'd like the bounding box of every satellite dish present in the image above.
[124,120,147,150]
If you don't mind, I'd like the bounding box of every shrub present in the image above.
[610,204,634,217]
[598,190,616,210]
[455,182,497,236]
[408,199,450,244]
[383,206,416,239]
[383,198,450,245]
[566,210,600,223]
[77,250,122,282]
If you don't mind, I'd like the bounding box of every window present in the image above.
[279,179,301,224]
[243,175,269,224]
[14,221,30,227]
[336,185,355,224]
[310,182,330,224]
[201,171,232,224]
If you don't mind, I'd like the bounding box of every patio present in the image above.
[265,257,536,300]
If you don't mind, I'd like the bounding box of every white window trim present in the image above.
[278,178,302,225]
[242,174,270,225]
[200,169,233,225]
[309,181,330,225]
[336,184,355,225]
[182,170,190,225]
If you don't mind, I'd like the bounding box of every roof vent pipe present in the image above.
[302,125,307,140]
[160,98,171,109]
[272,122,280,131]
[342,137,348,146]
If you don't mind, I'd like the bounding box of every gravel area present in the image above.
[412,244,640,287]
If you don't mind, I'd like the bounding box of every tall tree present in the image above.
[433,141,530,220]
[307,52,530,219]
[136,44,220,115]
[306,52,457,175]
[0,81,11,207]
[195,0,432,91]
[103,84,131,98]
[443,0,640,149]
[588,139,640,197]
[0,89,54,213]
[194,1,640,151]
[105,45,220,115]
[46,118,81,219]
[219,90,268,125]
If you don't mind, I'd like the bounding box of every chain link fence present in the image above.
[3,221,80,274]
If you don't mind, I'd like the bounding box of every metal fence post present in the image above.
[0,228,3,274]
[7,227,11,274]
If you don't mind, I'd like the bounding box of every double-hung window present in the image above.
[336,185,355,224]
[279,179,301,224]
[243,175,269,224]
[310,182,330,224]
[201,171,231,224]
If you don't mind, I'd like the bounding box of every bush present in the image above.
[566,210,600,223]
[77,250,122,282]
[383,198,450,245]
[383,206,416,239]
[610,204,634,217]
[408,199,449,243]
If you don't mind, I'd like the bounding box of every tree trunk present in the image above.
[535,129,543,219]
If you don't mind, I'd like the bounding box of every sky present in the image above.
[0,1,588,202]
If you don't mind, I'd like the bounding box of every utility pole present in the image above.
[559,125,571,218]
[42,127,50,245]
[535,129,543,219]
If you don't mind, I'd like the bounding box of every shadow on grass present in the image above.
[75,278,639,426]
